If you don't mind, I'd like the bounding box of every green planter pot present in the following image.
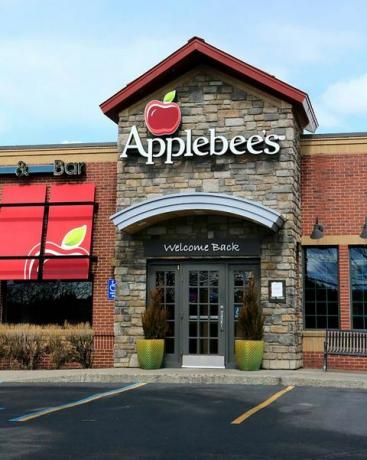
[136,339,165,369]
[235,339,264,371]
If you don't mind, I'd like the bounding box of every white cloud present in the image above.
[321,73,367,114]
[61,140,83,144]
[315,72,367,130]
[313,105,343,130]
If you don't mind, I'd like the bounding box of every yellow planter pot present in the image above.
[235,339,264,371]
[136,339,165,369]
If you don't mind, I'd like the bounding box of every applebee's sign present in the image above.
[121,90,285,165]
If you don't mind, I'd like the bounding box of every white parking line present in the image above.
[9,382,146,423]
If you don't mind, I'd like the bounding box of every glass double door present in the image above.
[147,261,258,368]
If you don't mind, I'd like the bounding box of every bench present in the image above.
[324,329,367,371]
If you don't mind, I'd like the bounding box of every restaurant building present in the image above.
[1,37,367,370]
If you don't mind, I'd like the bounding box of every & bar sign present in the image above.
[0,160,86,177]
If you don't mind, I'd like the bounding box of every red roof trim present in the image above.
[100,37,318,132]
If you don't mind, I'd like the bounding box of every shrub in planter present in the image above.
[137,288,168,369]
[235,277,265,371]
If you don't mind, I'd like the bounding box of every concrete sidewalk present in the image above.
[0,367,366,389]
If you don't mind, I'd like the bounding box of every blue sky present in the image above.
[1,0,367,145]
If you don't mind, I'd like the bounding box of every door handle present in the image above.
[219,305,224,332]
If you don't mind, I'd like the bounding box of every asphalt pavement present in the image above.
[1,383,367,459]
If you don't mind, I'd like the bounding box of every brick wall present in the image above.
[87,163,116,367]
[301,153,367,236]
[339,245,351,330]
[301,152,367,370]
[304,352,367,371]
[0,161,116,368]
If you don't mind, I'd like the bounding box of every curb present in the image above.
[281,375,367,390]
[1,371,367,389]
[0,373,281,386]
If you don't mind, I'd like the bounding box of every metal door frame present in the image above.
[147,259,260,368]
[147,264,181,368]
[181,263,226,368]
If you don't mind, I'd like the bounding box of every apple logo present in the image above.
[24,225,89,280]
[144,90,181,136]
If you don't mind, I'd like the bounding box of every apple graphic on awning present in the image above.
[24,225,89,280]
[144,90,181,136]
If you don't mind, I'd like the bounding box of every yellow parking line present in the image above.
[231,385,295,425]
[10,382,146,423]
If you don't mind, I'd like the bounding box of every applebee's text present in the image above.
[121,126,285,165]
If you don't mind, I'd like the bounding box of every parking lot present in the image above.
[1,382,367,459]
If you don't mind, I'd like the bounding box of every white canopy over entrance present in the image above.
[110,192,284,233]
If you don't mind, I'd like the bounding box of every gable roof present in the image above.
[100,37,318,132]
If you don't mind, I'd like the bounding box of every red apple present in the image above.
[42,242,89,280]
[144,90,181,136]
[24,242,89,280]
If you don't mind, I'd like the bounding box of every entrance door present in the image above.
[181,264,226,368]
[147,260,259,368]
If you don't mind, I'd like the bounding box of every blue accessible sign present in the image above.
[107,279,116,300]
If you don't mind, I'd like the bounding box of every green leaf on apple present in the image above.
[61,224,87,249]
[163,90,176,103]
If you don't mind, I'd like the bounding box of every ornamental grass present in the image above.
[0,323,93,370]
[238,277,264,341]
[142,288,168,340]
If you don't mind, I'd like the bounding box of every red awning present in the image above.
[42,184,96,280]
[0,185,46,280]
[0,183,96,281]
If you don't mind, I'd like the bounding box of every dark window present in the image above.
[3,281,92,325]
[303,247,339,329]
[350,247,367,330]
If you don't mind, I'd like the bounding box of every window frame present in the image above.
[302,245,340,330]
[349,245,367,331]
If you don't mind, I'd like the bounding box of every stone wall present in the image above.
[114,66,303,369]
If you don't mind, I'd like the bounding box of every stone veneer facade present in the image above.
[114,65,303,369]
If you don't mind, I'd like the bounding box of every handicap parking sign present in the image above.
[107,279,116,300]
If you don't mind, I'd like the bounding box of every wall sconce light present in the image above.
[310,218,324,240]
[360,218,367,239]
